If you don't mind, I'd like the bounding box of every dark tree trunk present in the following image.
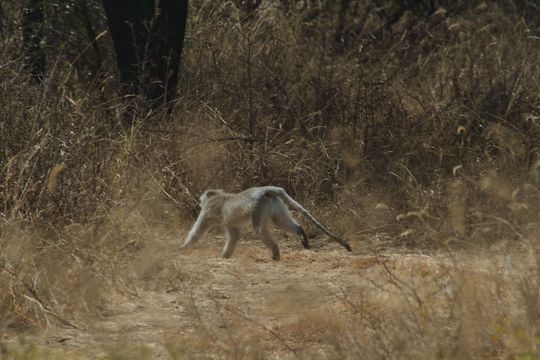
[77,0,104,76]
[334,0,350,53]
[0,4,4,37]
[101,0,152,99]
[149,0,189,106]
[102,0,188,110]
[22,0,45,82]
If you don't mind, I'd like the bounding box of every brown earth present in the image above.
[2,231,532,359]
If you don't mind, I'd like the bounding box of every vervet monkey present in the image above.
[181,186,352,260]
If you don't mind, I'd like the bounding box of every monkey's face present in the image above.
[199,189,225,206]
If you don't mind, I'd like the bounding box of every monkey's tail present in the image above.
[269,188,352,252]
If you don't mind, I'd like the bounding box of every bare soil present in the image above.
[3,232,526,359]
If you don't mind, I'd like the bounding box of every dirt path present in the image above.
[45,240,367,358]
[5,235,527,359]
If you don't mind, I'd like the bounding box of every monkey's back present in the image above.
[221,187,287,226]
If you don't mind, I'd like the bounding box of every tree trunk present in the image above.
[22,0,45,82]
[149,0,188,107]
[102,0,188,110]
[0,4,4,37]
[77,0,105,77]
[101,0,152,99]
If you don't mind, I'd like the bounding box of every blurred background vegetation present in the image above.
[1,0,540,340]
[2,0,540,243]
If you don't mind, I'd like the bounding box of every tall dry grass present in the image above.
[1,0,540,357]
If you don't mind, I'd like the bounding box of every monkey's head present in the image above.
[199,189,225,206]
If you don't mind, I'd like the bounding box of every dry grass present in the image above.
[1,0,540,358]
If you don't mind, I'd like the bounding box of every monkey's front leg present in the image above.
[182,212,211,248]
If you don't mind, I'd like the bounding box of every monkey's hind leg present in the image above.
[222,227,240,258]
[272,214,310,249]
[255,223,280,261]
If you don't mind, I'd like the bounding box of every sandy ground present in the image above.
[2,232,527,359]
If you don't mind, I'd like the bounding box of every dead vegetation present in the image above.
[1,0,540,358]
